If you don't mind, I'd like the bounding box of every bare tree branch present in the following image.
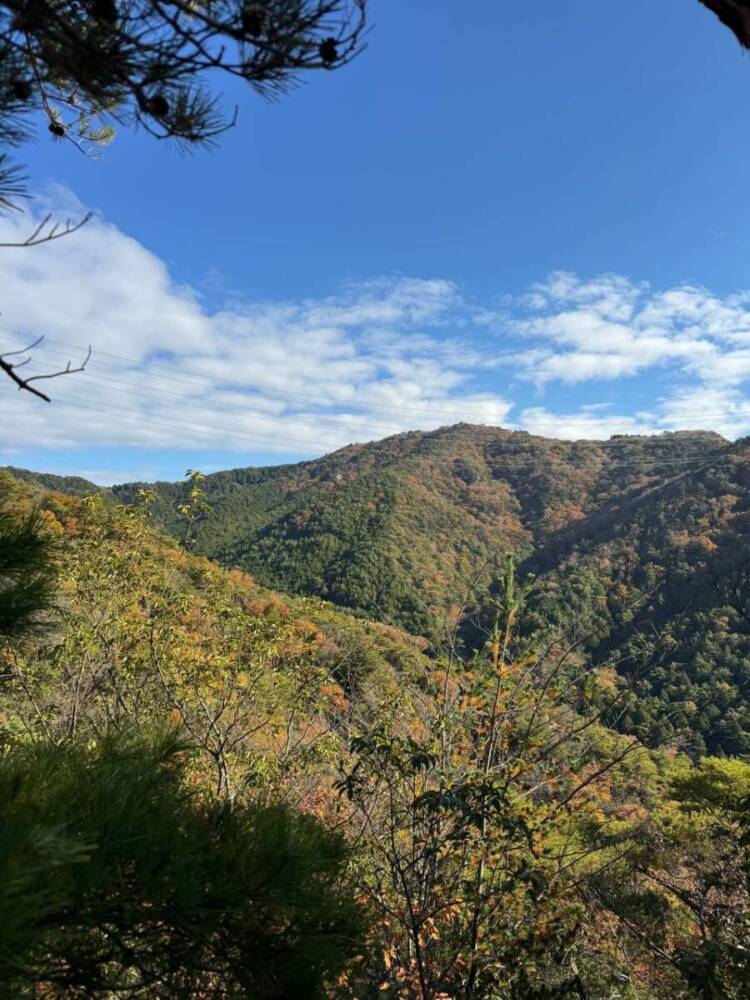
[0,336,91,402]
[0,211,92,248]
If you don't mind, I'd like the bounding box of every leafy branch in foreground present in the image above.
[588,755,750,1000]
[338,556,651,999]
[177,468,212,549]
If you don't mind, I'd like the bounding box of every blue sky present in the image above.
[3,0,750,484]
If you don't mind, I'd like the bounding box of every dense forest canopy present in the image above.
[3,0,750,995]
[2,467,750,997]
[42,422,749,756]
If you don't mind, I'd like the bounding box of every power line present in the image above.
[3,326,750,427]
[38,388,737,476]
[5,348,745,465]
[22,356,432,440]
[49,392,349,454]
[25,348,750,442]
[0,326,510,424]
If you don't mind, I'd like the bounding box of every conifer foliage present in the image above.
[0,730,365,998]
[0,472,57,635]
[0,0,366,206]
[2,471,750,997]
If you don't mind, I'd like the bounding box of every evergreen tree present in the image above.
[0,0,366,207]
[0,476,57,636]
[0,729,365,997]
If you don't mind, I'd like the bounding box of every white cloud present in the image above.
[520,406,659,440]
[302,276,460,328]
[524,272,646,321]
[478,272,750,419]
[0,197,511,458]
[4,197,750,463]
[657,387,750,440]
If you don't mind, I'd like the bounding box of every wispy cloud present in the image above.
[506,271,750,392]
[3,199,750,461]
[520,406,659,441]
[507,273,720,385]
[499,271,750,438]
[0,195,511,458]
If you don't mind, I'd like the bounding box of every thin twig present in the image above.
[0,339,91,402]
[0,211,92,248]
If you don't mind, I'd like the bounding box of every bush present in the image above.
[0,730,365,998]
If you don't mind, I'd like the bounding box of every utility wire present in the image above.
[21,356,436,440]
[49,391,348,453]
[3,327,750,427]
[37,387,737,476]
[0,327,510,423]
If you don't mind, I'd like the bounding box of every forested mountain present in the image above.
[111,425,729,624]
[4,466,102,497]
[525,443,750,756]
[12,424,750,755]
[106,423,750,754]
[3,468,750,998]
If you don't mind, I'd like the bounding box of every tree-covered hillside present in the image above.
[3,470,750,998]
[107,423,750,754]
[112,424,730,630]
[13,423,750,753]
[2,466,103,497]
[525,445,750,756]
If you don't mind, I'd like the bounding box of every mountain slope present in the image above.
[112,424,730,630]
[2,466,103,497]
[105,422,750,753]
[526,445,750,754]
[9,466,750,998]
[15,423,750,751]
[0,469,432,757]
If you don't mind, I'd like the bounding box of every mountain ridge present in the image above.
[109,422,750,754]
[109,423,734,623]
[9,423,750,752]
[8,423,737,629]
